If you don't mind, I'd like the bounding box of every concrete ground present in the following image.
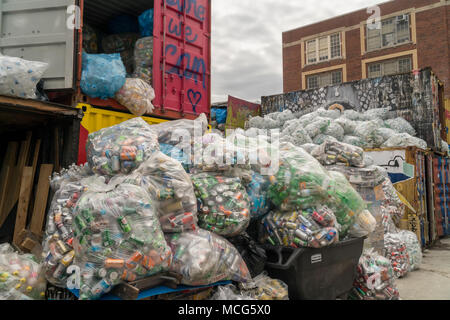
[396,236,450,300]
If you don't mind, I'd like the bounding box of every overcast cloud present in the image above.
[211,0,382,103]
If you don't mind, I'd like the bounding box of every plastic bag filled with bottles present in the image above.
[122,151,198,233]
[0,244,47,300]
[398,230,422,272]
[42,173,106,287]
[115,78,155,116]
[238,272,289,300]
[260,207,340,248]
[133,37,153,85]
[211,284,255,300]
[246,172,271,219]
[384,232,410,279]
[384,117,416,136]
[86,117,159,176]
[381,133,427,150]
[311,139,365,167]
[165,229,251,286]
[191,172,251,237]
[349,249,400,300]
[80,53,126,100]
[267,143,366,238]
[0,55,49,100]
[149,113,208,147]
[72,182,172,300]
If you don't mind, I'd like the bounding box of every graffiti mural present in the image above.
[262,68,443,149]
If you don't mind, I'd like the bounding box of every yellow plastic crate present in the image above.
[77,103,168,134]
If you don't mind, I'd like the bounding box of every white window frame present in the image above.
[305,33,342,65]
[367,56,412,78]
[366,14,411,52]
[307,70,343,89]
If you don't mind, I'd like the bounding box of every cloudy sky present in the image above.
[211,0,382,103]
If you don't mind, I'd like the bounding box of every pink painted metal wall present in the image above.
[153,0,211,119]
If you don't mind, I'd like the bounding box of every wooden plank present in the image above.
[31,139,41,181]
[3,132,32,216]
[13,167,33,246]
[0,167,11,228]
[29,164,53,237]
[53,127,60,173]
[0,142,18,214]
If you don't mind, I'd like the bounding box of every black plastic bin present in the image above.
[264,237,365,300]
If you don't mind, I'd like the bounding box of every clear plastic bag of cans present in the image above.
[304,117,331,139]
[267,143,366,238]
[324,121,345,141]
[311,139,365,167]
[72,182,172,300]
[312,134,337,145]
[246,172,271,219]
[260,207,340,248]
[82,24,99,53]
[381,133,428,150]
[334,118,359,135]
[191,173,251,237]
[384,232,410,278]
[342,135,365,148]
[42,175,106,287]
[211,284,255,300]
[49,163,92,192]
[0,55,49,100]
[131,151,198,233]
[101,33,140,54]
[354,119,385,149]
[165,229,251,286]
[398,230,422,271]
[150,113,208,147]
[238,272,289,300]
[349,249,400,300]
[380,178,405,223]
[133,37,153,85]
[115,78,155,116]
[384,117,416,136]
[0,244,47,300]
[86,117,159,176]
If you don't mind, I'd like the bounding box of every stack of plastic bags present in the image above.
[0,244,47,300]
[248,107,428,150]
[383,233,410,278]
[349,249,400,300]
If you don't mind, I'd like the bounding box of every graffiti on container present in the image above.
[168,18,199,43]
[187,89,202,113]
[165,44,206,89]
[167,0,206,21]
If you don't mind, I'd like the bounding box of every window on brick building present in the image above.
[367,57,412,78]
[366,14,411,51]
[307,70,342,89]
[305,33,342,65]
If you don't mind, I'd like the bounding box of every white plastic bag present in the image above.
[0,55,49,99]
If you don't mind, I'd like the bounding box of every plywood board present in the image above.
[13,167,33,246]
[29,164,53,237]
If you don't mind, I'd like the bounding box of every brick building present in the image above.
[282,0,450,97]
